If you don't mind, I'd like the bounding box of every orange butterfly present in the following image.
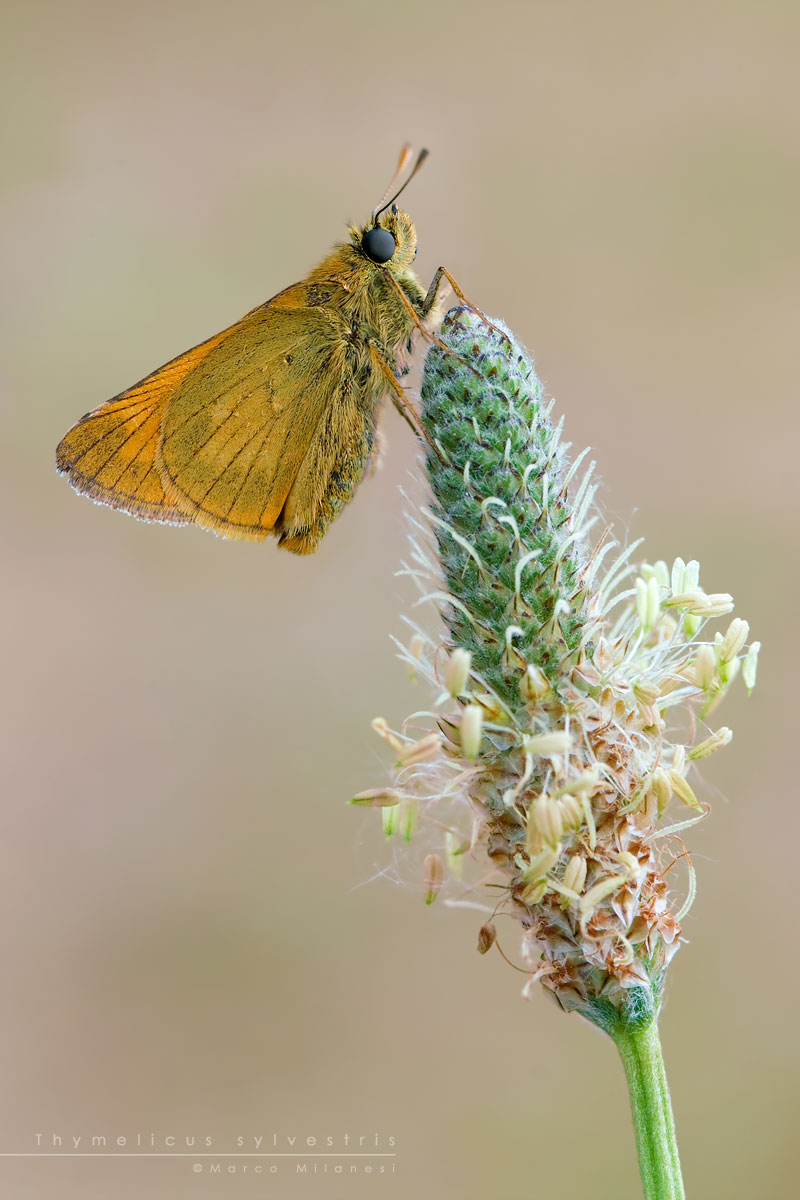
[56,147,480,554]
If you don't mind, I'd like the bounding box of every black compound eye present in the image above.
[362,226,396,263]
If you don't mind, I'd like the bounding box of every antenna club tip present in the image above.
[371,147,430,224]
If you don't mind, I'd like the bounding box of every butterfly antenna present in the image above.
[372,146,429,222]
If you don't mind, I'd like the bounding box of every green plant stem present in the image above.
[611,1018,685,1200]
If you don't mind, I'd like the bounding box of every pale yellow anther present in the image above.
[743,641,760,692]
[688,728,733,760]
[683,560,700,590]
[444,648,472,698]
[698,593,735,617]
[693,644,717,691]
[665,589,706,611]
[616,851,641,878]
[653,560,670,588]
[460,704,484,760]
[650,768,673,816]
[558,794,584,831]
[532,794,564,849]
[398,732,441,767]
[647,577,662,626]
[636,576,661,629]
[718,618,749,665]
[371,717,404,753]
[522,845,560,883]
[555,767,601,795]
[668,769,700,810]
[562,854,587,894]
[671,557,687,595]
[524,730,573,756]
[635,578,649,627]
[521,879,548,905]
[579,875,628,921]
[634,680,661,706]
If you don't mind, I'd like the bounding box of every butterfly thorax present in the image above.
[56,204,433,556]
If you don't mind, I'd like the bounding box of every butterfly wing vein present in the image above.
[55,291,376,548]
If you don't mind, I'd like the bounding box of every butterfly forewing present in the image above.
[155,295,347,541]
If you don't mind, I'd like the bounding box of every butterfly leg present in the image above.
[420,267,515,352]
[382,270,463,361]
[381,271,496,388]
[368,344,447,463]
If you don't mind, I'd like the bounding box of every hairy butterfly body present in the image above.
[55,147,467,554]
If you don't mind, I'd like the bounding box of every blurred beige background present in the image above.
[2,1,797,1196]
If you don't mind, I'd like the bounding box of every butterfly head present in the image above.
[355,146,427,271]
[358,206,418,270]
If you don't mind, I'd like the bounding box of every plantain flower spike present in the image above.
[362,307,758,1035]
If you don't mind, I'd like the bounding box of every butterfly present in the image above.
[55,146,483,554]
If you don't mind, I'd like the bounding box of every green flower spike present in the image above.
[356,307,759,1200]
